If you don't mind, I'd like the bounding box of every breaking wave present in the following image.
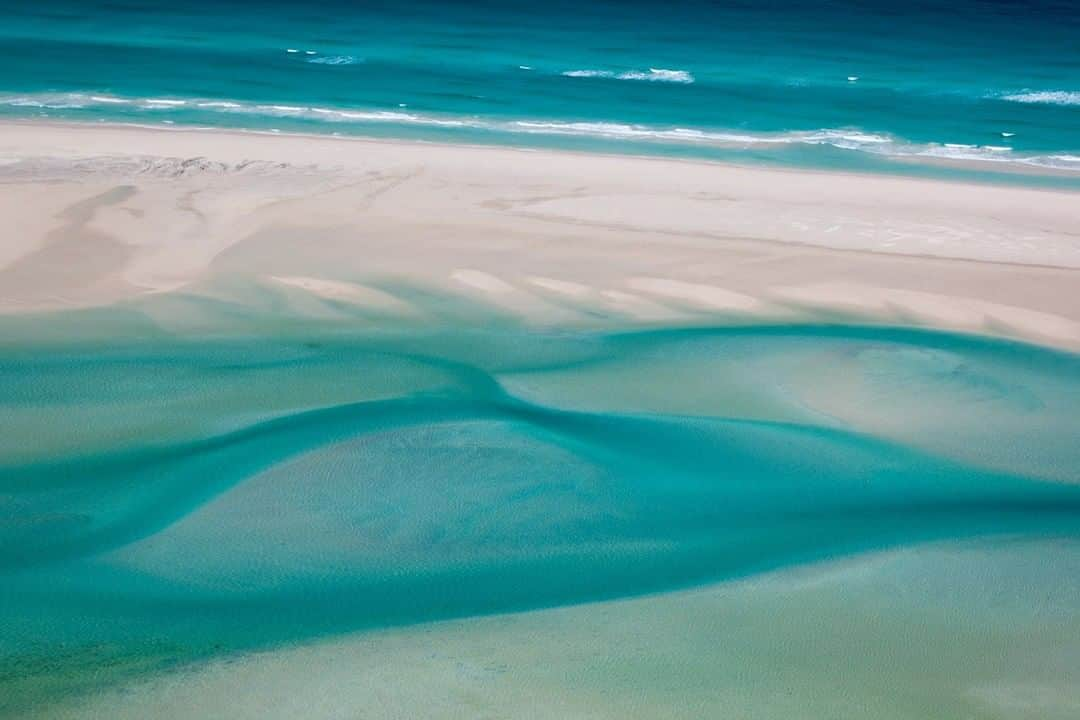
[2,92,1077,172]
[1000,90,1080,106]
[306,55,361,66]
[562,68,695,83]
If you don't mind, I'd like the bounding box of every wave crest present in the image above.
[1001,90,1080,106]
[562,68,695,84]
[306,55,360,66]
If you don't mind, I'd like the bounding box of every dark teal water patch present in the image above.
[1,323,1079,714]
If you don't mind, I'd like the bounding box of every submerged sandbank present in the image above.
[40,539,1080,720]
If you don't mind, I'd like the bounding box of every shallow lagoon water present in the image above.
[2,312,1079,717]
[40,540,1080,720]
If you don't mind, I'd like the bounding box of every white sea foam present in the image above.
[220,104,483,128]
[562,69,612,78]
[915,146,1011,162]
[1036,154,1080,170]
[562,68,695,83]
[620,68,694,83]
[261,104,307,114]
[307,55,359,65]
[309,107,476,127]
[0,93,96,109]
[901,144,1080,172]
[1000,90,1080,106]
[808,131,890,144]
[511,121,737,142]
[508,122,899,151]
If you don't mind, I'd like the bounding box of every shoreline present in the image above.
[2,119,1079,350]
[5,116,1080,187]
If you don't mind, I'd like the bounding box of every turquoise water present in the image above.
[2,314,1079,715]
[2,0,1079,183]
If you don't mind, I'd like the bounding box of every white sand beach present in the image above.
[1,121,1078,347]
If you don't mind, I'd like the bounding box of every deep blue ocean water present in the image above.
[2,0,1079,182]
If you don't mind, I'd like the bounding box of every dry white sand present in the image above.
[1,121,1078,347]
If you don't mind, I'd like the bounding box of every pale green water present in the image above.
[1,296,1079,717]
[38,539,1080,720]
